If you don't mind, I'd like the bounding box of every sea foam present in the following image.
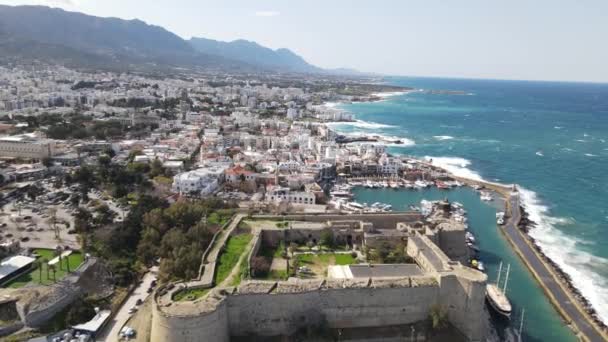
[433,135,455,141]
[519,187,608,325]
[426,155,608,325]
[326,120,395,129]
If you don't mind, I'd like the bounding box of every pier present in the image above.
[500,191,607,342]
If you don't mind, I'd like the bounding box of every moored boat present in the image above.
[486,262,512,319]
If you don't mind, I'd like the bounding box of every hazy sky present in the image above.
[2,0,608,83]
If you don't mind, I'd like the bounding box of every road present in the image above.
[97,267,158,342]
[503,193,606,342]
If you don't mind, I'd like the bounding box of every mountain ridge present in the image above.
[0,5,363,75]
[188,37,322,73]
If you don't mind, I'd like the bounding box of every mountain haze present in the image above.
[188,37,322,73]
[0,5,361,75]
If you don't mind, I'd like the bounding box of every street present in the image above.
[97,267,158,342]
[504,193,606,342]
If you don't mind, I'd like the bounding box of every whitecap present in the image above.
[519,187,608,325]
[433,135,455,141]
[340,132,415,147]
[554,126,563,130]
[326,120,395,129]
[423,156,483,181]
[584,153,597,157]
[323,102,341,108]
[576,139,587,143]
[371,91,412,98]
[421,156,608,325]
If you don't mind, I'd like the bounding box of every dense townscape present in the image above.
[0,60,605,342]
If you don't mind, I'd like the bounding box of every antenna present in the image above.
[496,261,503,286]
[503,264,511,293]
[518,308,525,342]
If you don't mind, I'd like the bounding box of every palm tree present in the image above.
[55,246,63,271]
[48,264,57,282]
[45,260,50,280]
[32,259,42,283]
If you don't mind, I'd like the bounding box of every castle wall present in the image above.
[151,300,229,342]
[438,229,468,263]
[152,283,441,342]
[439,273,487,342]
[256,213,423,229]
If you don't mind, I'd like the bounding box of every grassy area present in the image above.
[214,234,252,286]
[294,253,357,278]
[4,249,84,288]
[230,257,250,287]
[266,270,288,280]
[173,287,210,302]
[208,211,234,226]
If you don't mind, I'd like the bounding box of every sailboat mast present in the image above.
[496,261,503,286]
[503,264,511,293]
[518,308,525,342]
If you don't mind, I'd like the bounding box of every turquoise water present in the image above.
[354,187,575,342]
[329,78,608,340]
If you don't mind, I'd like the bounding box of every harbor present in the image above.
[349,185,578,342]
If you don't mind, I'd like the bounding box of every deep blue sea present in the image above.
[327,77,608,340]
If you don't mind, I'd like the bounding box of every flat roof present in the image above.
[72,310,111,333]
[329,264,422,279]
[0,255,36,281]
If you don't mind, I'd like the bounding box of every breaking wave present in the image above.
[425,155,608,325]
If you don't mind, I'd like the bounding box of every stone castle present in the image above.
[151,207,489,342]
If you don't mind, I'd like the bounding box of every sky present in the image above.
[1,0,608,83]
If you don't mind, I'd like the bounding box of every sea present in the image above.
[326,77,608,342]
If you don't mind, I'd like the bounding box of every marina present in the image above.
[351,186,577,342]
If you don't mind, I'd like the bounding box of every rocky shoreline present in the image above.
[517,207,608,333]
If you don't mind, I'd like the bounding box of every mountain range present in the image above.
[0,5,351,74]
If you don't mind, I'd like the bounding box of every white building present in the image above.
[266,186,316,205]
[0,135,56,160]
[172,167,225,196]
[278,160,302,173]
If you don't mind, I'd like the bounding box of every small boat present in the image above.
[466,232,476,243]
[436,181,450,189]
[467,243,480,253]
[496,212,505,225]
[414,180,429,189]
[486,263,512,319]
[480,192,493,201]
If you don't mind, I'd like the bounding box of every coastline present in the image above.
[451,174,608,339]
[318,91,608,340]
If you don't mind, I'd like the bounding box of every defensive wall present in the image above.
[151,229,487,342]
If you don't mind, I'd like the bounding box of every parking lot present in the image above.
[0,177,130,250]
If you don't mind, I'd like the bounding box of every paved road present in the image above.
[97,267,158,342]
[504,193,606,342]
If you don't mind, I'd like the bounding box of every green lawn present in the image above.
[296,253,357,265]
[214,234,252,286]
[294,253,357,278]
[173,287,210,302]
[4,249,84,288]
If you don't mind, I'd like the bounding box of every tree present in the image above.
[41,157,53,167]
[47,208,60,239]
[250,256,271,278]
[33,259,43,282]
[319,230,334,249]
[49,264,57,282]
[55,246,64,271]
[65,299,96,326]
